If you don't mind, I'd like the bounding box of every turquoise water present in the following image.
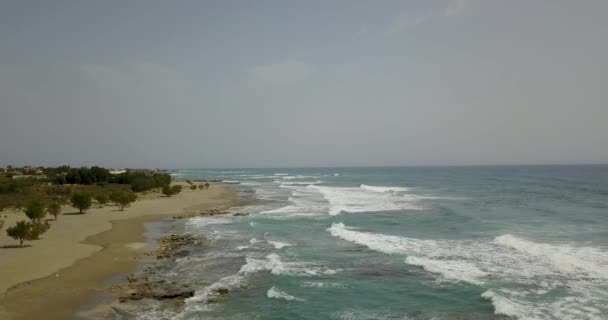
[139,166,608,320]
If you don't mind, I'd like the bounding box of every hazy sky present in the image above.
[1,0,607,168]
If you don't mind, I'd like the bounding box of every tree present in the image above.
[47,202,62,220]
[71,192,92,213]
[162,185,182,197]
[24,201,46,222]
[110,191,137,211]
[95,194,109,208]
[6,220,32,247]
[29,221,50,240]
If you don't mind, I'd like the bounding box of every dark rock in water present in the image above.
[118,280,195,302]
[145,234,195,259]
[207,288,230,303]
[232,212,249,217]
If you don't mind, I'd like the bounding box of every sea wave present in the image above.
[267,287,303,301]
[308,185,422,215]
[328,223,608,319]
[359,184,410,193]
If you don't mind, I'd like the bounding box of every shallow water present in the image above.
[136,166,608,320]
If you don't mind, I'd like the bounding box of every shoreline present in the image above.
[0,182,238,320]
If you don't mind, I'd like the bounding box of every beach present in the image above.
[0,182,237,320]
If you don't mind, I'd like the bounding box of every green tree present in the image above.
[6,220,32,247]
[47,202,62,220]
[95,194,109,208]
[162,185,182,197]
[71,192,92,213]
[29,221,50,240]
[24,201,46,222]
[110,191,137,211]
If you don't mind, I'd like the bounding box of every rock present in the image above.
[232,212,249,217]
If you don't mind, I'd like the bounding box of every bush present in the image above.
[47,202,62,220]
[162,185,182,197]
[24,201,46,222]
[110,191,137,211]
[95,194,109,208]
[111,171,172,192]
[29,221,50,240]
[71,192,92,213]
[6,220,32,247]
[190,185,197,190]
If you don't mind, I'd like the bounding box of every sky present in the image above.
[1,0,607,168]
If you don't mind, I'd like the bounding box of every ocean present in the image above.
[131,166,608,320]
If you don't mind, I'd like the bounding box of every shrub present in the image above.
[162,185,182,197]
[71,192,92,213]
[190,185,197,190]
[29,221,50,240]
[47,202,62,220]
[6,220,32,247]
[198,184,205,190]
[24,201,46,222]
[110,191,137,211]
[186,180,193,185]
[95,194,109,208]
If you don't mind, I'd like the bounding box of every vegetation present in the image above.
[47,202,62,220]
[0,166,171,210]
[110,191,137,211]
[190,185,197,190]
[24,201,46,222]
[0,215,6,231]
[6,221,32,247]
[95,194,109,208]
[111,171,171,192]
[162,185,182,197]
[28,221,50,240]
[71,192,92,213]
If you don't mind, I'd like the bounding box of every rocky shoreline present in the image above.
[108,207,235,317]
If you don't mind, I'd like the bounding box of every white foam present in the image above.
[328,223,608,319]
[238,253,339,276]
[221,180,240,184]
[309,185,422,215]
[360,184,410,193]
[186,217,233,228]
[274,173,289,176]
[301,281,346,289]
[267,287,303,301]
[405,256,487,285]
[268,240,293,249]
[281,180,323,186]
[261,187,329,218]
[494,234,608,279]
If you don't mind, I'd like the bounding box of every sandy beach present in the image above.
[0,182,237,320]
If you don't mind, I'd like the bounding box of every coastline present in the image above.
[0,182,237,320]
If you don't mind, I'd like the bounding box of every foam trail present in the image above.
[360,184,410,192]
[267,287,303,301]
